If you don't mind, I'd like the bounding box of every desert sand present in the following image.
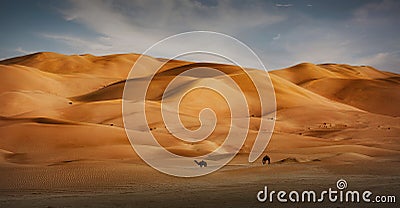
[0,52,399,207]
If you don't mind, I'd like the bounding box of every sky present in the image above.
[0,0,399,72]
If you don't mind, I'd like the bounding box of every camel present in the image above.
[194,160,207,167]
[262,155,270,165]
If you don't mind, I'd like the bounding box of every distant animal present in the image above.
[262,155,271,165]
[194,160,207,167]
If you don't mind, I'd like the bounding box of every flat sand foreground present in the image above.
[0,159,399,207]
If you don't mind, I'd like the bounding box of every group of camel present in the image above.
[194,154,271,168]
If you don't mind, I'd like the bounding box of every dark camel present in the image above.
[194,160,207,167]
[262,155,270,165]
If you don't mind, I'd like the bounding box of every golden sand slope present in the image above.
[0,52,399,166]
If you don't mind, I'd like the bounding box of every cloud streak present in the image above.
[4,0,396,72]
[15,47,34,55]
[58,0,286,54]
[272,34,281,40]
[275,4,293,7]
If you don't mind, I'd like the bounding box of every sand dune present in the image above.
[271,63,400,116]
[0,52,399,208]
[301,77,400,116]
[0,52,399,162]
[0,52,399,203]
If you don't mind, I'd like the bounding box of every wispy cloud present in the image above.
[62,0,286,36]
[42,34,112,53]
[352,0,400,25]
[355,51,400,72]
[15,47,34,55]
[33,0,400,72]
[272,34,281,40]
[275,4,293,7]
[50,0,287,67]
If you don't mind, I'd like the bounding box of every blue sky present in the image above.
[0,0,399,72]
